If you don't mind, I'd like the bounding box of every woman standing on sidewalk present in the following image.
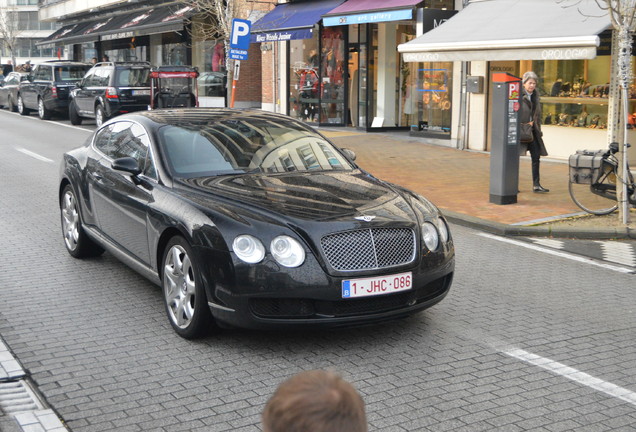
[519,71,549,193]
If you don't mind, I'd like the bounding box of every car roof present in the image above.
[39,61,91,66]
[93,61,151,68]
[109,108,304,129]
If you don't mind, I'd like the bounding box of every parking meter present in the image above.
[489,72,521,205]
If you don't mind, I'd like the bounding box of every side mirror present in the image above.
[342,148,357,161]
[112,157,142,176]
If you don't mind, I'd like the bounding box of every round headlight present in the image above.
[437,218,449,243]
[232,235,265,264]
[270,235,305,268]
[422,222,439,251]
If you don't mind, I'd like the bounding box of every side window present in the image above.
[83,70,96,86]
[35,66,51,81]
[93,124,115,154]
[97,68,111,86]
[129,124,156,179]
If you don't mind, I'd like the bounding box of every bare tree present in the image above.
[558,0,635,224]
[600,0,636,224]
[175,0,260,102]
[0,3,20,68]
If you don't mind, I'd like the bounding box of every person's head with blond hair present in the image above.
[262,370,367,432]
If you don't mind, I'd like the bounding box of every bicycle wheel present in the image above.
[569,167,618,215]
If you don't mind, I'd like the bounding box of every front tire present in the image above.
[69,100,82,125]
[38,97,52,120]
[162,236,213,339]
[17,95,29,116]
[60,185,104,258]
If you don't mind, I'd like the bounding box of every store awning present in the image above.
[251,0,345,43]
[36,5,194,47]
[98,5,194,41]
[398,0,612,62]
[323,0,422,26]
[36,18,113,47]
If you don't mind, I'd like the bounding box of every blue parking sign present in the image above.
[230,19,251,50]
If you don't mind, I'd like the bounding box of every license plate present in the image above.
[342,272,412,299]
[132,90,150,95]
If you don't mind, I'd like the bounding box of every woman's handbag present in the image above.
[519,123,534,143]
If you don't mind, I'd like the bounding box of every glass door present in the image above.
[319,26,346,125]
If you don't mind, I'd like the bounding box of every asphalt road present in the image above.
[1,110,635,431]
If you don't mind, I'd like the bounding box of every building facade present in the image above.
[0,0,60,67]
[36,0,272,108]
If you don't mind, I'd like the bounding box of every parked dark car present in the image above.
[69,61,151,127]
[17,61,91,120]
[0,71,28,112]
[59,109,454,338]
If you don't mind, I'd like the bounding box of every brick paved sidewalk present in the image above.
[322,129,607,226]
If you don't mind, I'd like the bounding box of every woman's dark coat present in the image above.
[519,88,548,157]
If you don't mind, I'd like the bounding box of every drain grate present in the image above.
[0,380,46,415]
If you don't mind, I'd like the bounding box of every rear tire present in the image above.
[60,185,104,258]
[8,96,17,112]
[38,97,52,120]
[17,95,29,115]
[95,105,107,127]
[69,100,82,125]
[568,180,618,215]
[162,236,214,339]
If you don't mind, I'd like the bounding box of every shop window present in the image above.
[407,62,453,135]
[533,57,632,130]
[289,34,320,122]
[320,27,346,124]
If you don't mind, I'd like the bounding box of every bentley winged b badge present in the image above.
[354,215,376,222]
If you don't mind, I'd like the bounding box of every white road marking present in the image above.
[530,238,565,249]
[478,232,634,274]
[504,348,636,406]
[14,147,54,163]
[596,241,636,267]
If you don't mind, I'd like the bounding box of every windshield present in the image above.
[157,117,353,178]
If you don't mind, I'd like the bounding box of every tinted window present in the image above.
[157,117,353,177]
[54,66,90,81]
[94,121,149,170]
[35,66,52,81]
[115,68,150,87]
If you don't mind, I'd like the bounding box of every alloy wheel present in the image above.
[163,245,196,329]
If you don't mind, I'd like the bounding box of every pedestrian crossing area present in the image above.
[527,238,636,269]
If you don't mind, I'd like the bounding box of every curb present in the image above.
[442,209,636,240]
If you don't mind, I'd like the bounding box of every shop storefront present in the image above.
[37,4,229,107]
[398,0,635,162]
[252,0,455,130]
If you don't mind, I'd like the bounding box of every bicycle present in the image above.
[568,142,636,215]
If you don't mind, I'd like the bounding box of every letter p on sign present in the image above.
[230,19,251,50]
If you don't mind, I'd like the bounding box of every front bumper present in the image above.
[206,256,455,330]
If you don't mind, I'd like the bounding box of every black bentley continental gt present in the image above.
[59,109,454,338]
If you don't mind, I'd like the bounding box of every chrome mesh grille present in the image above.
[320,228,415,271]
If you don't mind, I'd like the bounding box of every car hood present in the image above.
[177,170,430,224]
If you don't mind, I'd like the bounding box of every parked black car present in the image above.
[59,109,455,338]
[17,61,91,120]
[69,61,152,127]
[0,71,28,112]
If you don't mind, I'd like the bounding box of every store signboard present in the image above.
[323,9,412,26]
